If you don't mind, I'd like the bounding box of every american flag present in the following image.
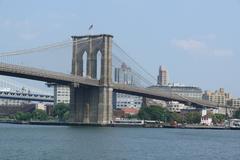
[88,24,93,30]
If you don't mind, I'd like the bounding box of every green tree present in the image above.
[53,103,70,121]
[211,113,226,124]
[233,109,240,119]
[32,109,48,121]
[138,105,168,121]
[184,111,201,124]
[63,111,70,121]
[15,112,32,121]
[168,112,183,123]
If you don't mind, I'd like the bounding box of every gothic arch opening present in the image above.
[82,51,87,77]
[96,50,102,80]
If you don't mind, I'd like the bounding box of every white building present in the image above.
[35,103,47,111]
[200,109,212,126]
[167,101,188,112]
[54,85,70,104]
[113,93,142,109]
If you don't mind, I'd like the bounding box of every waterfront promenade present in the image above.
[0,119,235,130]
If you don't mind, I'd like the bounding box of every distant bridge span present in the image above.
[0,63,225,109]
[0,90,54,102]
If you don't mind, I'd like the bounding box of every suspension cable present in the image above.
[112,41,158,83]
[0,37,103,57]
[111,63,151,88]
[112,54,154,86]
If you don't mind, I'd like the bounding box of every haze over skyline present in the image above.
[0,0,239,97]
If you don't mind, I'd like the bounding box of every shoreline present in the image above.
[0,120,239,130]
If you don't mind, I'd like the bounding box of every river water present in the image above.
[0,123,239,160]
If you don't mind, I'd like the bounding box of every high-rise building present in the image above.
[227,98,240,108]
[202,88,230,106]
[54,85,70,105]
[113,63,142,109]
[157,65,168,86]
[114,63,136,85]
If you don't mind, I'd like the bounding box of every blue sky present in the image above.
[0,0,240,97]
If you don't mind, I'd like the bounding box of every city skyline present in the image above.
[0,0,239,96]
[0,2,240,160]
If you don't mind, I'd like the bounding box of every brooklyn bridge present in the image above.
[0,34,227,124]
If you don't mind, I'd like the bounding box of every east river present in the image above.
[0,123,239,160]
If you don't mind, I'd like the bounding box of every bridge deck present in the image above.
[0,63,99,87]
[0,63,231,109]
[112,84,230,109]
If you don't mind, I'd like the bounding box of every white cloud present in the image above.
[172,37,233,57]
[173,39,206,50]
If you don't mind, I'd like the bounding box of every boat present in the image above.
[229,119,240,130]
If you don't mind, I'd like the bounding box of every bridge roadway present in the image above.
[112,84,221,108]
[0,63,228,108]
[0,90,54,102]
[0,63,99,87]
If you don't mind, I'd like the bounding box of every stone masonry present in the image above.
[70,34,113,124]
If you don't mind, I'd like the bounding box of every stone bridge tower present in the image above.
[70,34,113,124]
